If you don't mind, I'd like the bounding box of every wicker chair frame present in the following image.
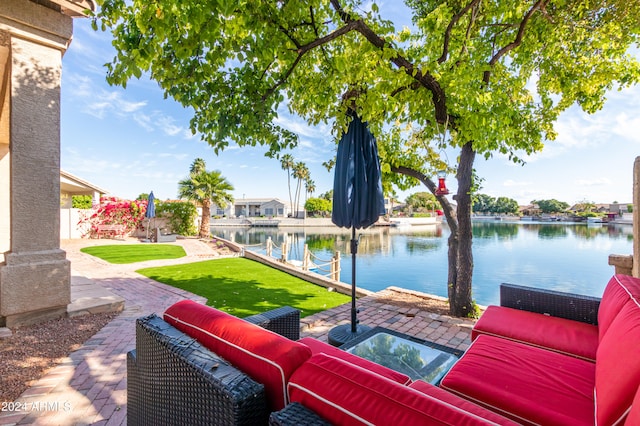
[127,306,300,426]
[500,283,601,325]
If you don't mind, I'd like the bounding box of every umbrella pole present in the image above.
[350,226,358,333]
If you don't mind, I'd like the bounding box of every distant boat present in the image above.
[390,219,412,228]
[587,217,604,224]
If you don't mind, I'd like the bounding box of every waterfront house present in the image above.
[213,198,303,218]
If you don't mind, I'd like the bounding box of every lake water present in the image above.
[210,221,634,306]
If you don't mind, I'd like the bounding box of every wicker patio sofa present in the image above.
[127,306,301,426]
[128,300,517,425]
[440,274,640,425]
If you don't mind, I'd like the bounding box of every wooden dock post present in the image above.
[331,251,341,281]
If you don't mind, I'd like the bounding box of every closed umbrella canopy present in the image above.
[145,191,156,241]
[146,191,156,219]
[332,114,385,229]
[328,113,385,345]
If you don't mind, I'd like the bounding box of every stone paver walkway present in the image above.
[0,238,475,425]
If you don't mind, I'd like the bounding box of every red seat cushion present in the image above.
[440,335,595,425]
[288,353,518,425]
[598,274,640,341]
[472,305,599,361]
[298,337,411,385]
[595,299,640,426]
[164,300,311,410]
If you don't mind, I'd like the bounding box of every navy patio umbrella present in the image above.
[328,113,385,346]
[145,191,156,241]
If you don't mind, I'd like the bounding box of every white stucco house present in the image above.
[60,170,109,239]
[212,198,303,218]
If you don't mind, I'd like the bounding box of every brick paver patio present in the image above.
[0,238,474,425]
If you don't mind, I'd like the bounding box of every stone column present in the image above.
[608,156,639,278]
[0,31,9,263]
[0,0,77,326]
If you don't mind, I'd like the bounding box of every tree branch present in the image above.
[438,0,481,64]
[330,0,450,126]
[261,20,361,102]
[390,165,455,214]
[483,0,547,83]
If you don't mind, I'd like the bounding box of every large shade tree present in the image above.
[95,1,640,316]
[178,158,234,238]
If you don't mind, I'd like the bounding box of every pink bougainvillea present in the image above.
[78,196,149,238]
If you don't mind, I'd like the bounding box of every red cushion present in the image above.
[164,300,311,410]
[599,275,640,341]
[408,381,519,425]
[288,353,518,426]
[472,305,599,361]
[298,337,411,385]
[440,335,595,426]
[595,298,640,426]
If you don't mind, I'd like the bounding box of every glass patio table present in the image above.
[340,327,461,385]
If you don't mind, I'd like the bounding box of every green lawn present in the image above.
[137,257,350,318]
[80,244,187,264]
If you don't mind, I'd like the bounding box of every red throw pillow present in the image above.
[595,299,640,426]
[598,275,640,341]
[288,353,517,425]
[164,300,311,410]
[298,337,411,385]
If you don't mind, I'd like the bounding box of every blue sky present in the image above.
[61,12,640,206]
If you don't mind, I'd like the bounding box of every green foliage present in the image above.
[305,197,332,217]
[319,190,333,201]
[156,200,198,236]
[80,244,186,264]
[473,194,496,214]
[94,0,640,317]
[178,159,234,208]
[136,258,350,318]
[72,195,93,209]
[533,199,570,214]
[406,192,438,211]
[95,0,640,162]
[494,197,519,215]
[136,193,149,201]
[473,194,518,214]
[629,205,634,213]
[178,158,234,238]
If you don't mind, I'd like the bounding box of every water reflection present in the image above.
[211,222,633,305]
[472,222,519,240]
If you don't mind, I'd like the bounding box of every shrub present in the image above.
[156,200,198,236]
[72,195,93,209]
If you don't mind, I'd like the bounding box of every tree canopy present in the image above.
[533,199,570,214]
[94,0,640,316]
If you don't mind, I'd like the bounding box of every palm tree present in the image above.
[280,154,295,216]
[292,162,309,217]
[178,160,234,238]
[190,158,206,174]
[305,178,316,202]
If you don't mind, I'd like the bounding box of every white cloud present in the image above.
[575,178,612,187]
[503,179,531,187]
